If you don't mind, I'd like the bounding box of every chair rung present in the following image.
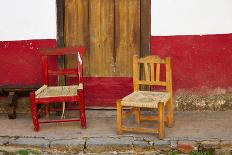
[48,69,77,76]
[39,119,80,124]
[122,126,158,134]
[35,96,79,103]
[137,81,166,86]
[141,116,159,121]
[48,108,80,111]
[141,115,169,122]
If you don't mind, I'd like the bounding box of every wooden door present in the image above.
[63,0,150,77]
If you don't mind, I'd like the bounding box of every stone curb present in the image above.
[85,136,134,153]
[8,137,50,148]
[0,136,232,154]
[50,138,86,153]
[0,137,9,146]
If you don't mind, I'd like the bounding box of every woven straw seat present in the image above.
[122,91,170,108]
[35,84,83,98]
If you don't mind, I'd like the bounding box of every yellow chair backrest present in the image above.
[133,55,172,95]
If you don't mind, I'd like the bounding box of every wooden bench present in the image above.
[0,85,39,119]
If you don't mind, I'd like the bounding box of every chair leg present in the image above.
[117,100,123,134]
[167,99,174,128]
[158,102,164,139]
[30,92,39,132]
[134,107,141,124]
[79,91,86,129]
[45,104,50,119]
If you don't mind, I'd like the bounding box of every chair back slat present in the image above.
[138,55,166,64]
[137,81,166,86]
[156,63,160,82]
[41,56,49,85]
[48,69,78,76]
[39,47,85,56]
[150,63,155,81]
[133,55,172,93]
[144,63,150,82]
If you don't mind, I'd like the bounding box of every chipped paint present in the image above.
[0,39,56,86]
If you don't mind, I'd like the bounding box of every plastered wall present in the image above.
[0,0,56,41]
[151,0,232,36]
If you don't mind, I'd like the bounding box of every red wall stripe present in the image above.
[0,39,56,86]
[1,34,232,107]
[84,77,133,107]
[151,34,232,90]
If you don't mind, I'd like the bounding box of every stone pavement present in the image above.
[0,110,232,154]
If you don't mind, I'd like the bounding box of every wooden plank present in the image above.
[64,0,90,75]
[139,0,150,90]
[140,0,151,57]
[56,0,65,48]
[89,0,114,76]
[115,0,140,77]
[56,0,65,86]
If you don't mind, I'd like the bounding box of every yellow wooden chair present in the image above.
[117,55,173,139]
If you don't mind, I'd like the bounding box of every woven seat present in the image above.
[117,55,174,139]
[35,84,83,98]
[122,91,170,108]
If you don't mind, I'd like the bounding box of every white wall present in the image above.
[0,0,56,41]
[151,0,232,36]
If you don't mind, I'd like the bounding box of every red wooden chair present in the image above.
[30,47,86,131]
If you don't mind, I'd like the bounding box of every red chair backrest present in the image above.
[38,47,85,86]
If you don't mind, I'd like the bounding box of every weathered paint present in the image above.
[150,34,232,110]
[151,34,232,90]
[0,40,56,86]
[175,88,232,111]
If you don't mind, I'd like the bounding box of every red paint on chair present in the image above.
[30,47,86,131]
